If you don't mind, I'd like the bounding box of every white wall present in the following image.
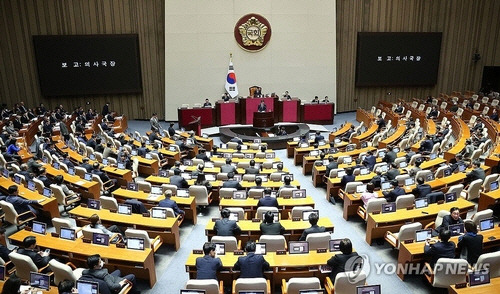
[164,0,336,120]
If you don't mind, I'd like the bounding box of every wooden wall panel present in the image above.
[0,0,164,120]
[336,0,500,112]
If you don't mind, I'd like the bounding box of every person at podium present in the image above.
[203,99,212,107]
[311,96,320,103]
[322,96,330,103]
[257,100,267,112]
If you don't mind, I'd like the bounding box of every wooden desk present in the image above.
[450,276,500,294]
[183,165,289,175]
[328,122,353,142]
[0,177,60,219]
[219,196,315,219]
[398,227,500,280]
[303,146,376,175]
[293,144,332,166]
[444,116,470,161]
[378,124,407,148]
[8,229,156,287]
[366,198,474,245]
[69,205,181,250]
[132,156,159,176]
[205,218,333,244]
[210,156,281,164]
[42,164,100,199]
[111,188,197,224]
[352,124,378,148]
[479,189,500,211]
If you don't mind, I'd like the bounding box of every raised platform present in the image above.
[219,123,310,149]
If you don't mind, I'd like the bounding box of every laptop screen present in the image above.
[381,182,391,190]
[60,227,76,240]
[458,164,466,172]
[399,161,408,168]
[426,174,435,181]
[443,168,452,177]
[255,243,266,255]
[205,174,216,182]
[27,180,36,191]
[30,272,50,290]
[88,199,100,210]
[117,204,132,215]
[131,150,138,156]
[158,170,168,177]
[302,210,319,221]
[337,171,346,178]
[127,182,138,191]
[68,167,75,175]
[183,159,193,166]
[126,237,145,250]
[181,172,191,180]
[233,174,243,182]
[429,153,437,160]
[151,186,162,195]
[378,151,386,158]
[84,173,92,181]
[214,243,225,255]
[356,285,381,294]
[205,162,214,168]
[490,181,499,191]
[53,162,60,170]
[151,207,167,219]
[244,153,254,159]
[404,178,415,186]
[77,280,99,294]
[381,203,396,213]
[445,192,457,202]
[448,223,465,236]
[414,198,428,209]
[289,241,309,254]
[310,150,319,157]
[299,291,326,294]
[415,229,432,242]
[92,233,109,246]
[343,157,352,164]
[292,189,307,198]
[480,218,494,231]
[469,270,490,286]
[346,145,355,152]
[89,154,96,160]
[228,212,239,222]
[177,189,189,197]
[378,165,388,173]
[180,290,205,294]
[360,168,369,175]
[117,163,125,169]
[329,239,342,252]
[233,191,247,199]
[102,158,109,165]
[43,187,52,197]
[356,185,367,193]
[32,221,46,234]
[14,175,21,184]
[1,169,8,178]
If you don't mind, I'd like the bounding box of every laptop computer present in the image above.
[117,163,125,169]
[490,181,499,191]
[356,184,367,193]
[255,243,266,255]
[244,153,255,159]
[151,186,162,195]
[131,150,138,156]
[158,170,168,177]
[27,180,36,191]
[84,173,92,181]
[42,187,52,197]
[214,243,225,255]
[299,290,326,294]
[448,223,465,236]
[87,199,100,210]
[117,204,132,215]
[60,227,76,240]
[302,210,319,221]
[426,174,435,181]
[14,174,21,184]
[145,153,153,160]
[415,229,432,242]
[443,168,452,177]
[360,168,369,175]
[233,191,247,199]
[289,241,309,254]
[183,159,193,166]
[329,239,342,252]
[404,178,415,186]
[469,270,490,286]
[89,154,96,160]
[68,167,75,175]
[0,265,5,281]
[30,272,50,290]
[381,181,391,191]
[480,217,495,231]
[180,290,205,294]
[337,171,346,178]
[151,207,167,219]
[429,153,437,160]
[126,237,145,250]
[378,151,386,158]
[381,203,396,213]
[205,174,216,181]
[32,221,46,235]
[228,212,239,222]
[346,145,355,152]
[92,232,109,246]
[127,182,138,191]
[2,169,8,178]
[102,158,109,166]
[181,172,191,180]
[76,280,99,294]
[343,157,353,164]
[378,165,388,173]
[292,189,307,198]
[53,162,60,170]
[356,285,381,294]
[309,150,320,157]
[445,192,457,202]
[458,163,466,172]
[414,198,428,209]
[399,161,408,168]
[233,174,243,182]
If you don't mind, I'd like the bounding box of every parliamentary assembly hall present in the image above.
[1,1,500,293]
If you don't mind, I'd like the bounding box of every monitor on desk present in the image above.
[337,171,346,178]
[293,137,300,142]
[490,181,499,191]
[329,147,338,154]
[458,163,466,172]
[43,187,52,197]
[415,229,432,242]
[68,167,75,175]
[205,174,216,181]
[343,157,353,164]
[32,221,46,235]
[429,153,437,160]
[2,169,8,178]
[393,147,400,153]
[448,223,465,236]
[159,170,168,177]
[302,210,319,221]
[399,161,408,168]
[228,212,239,222]
[84,173,92,181]
[469,270,490,286]
[223,153,232,159]
[289,241,309,254]
[60,227,76,240]
[180,172,191,180]
[346,145,355,152]
[102,158,109,166]
[77,280,99,294]
[27,180,36,191]
[262,211,279,223]
[378,151,386,158]
[234,174,243,182]
[329,239,342,252]
[89,154,96,160]
[233,191,247,199]
[131,150,138,156]
[318,140,327,146]
[414,198,428,209]
[53,162,60,170]
[92,232,109,246]
[205,162,214,168]
[118,204,132,215]
[445,192,457,202]
[151,186,162,195]
[381,182,391,191]
[299,290,326,294]
[292,189,307,198]
[381,203,396,213]
[127,182,138,191]
[14,174,21,184]
[309,150,319,157]
[42,157,48,163]
[214,243,225,255]
[244,153,255,159]
[360,168,369,175]
[255,243,266,255]
[177,189,189,197]
[300,143,309,148]
[378,165,388,173]
[87,199,101,210]
[361,142,368,148]
[180,291,205,294]
[356,184,367,193]
[334,138,341,144]
[272,162,283,169]
[126,237,145,250]
[404,178,415,186]
[30,272,50,290]
[356,285,381,294]
[183,159,193,166]
[443,168,451,177]
[117,163,125,169]
[144,153,153,160]
[151,207,167,219]
[426,174,435,182]
[168,146,178,152]
[480,217,495,231]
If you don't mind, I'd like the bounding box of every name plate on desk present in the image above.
[51,232,60,238]
[233,250,244,255]
[82,238,91,243]
[211,218,220,222]
[404,239,414,244]
[282,195,291,199]
[252,196,262,199]
[373,211,381,215]
[406,206,414,210]
[192,249,203,254]
[24,227,32,231]
[142,213,150,217]
[292,217,301,221]
[81,203,88,208]
[455,283,467,289]
[109,209,117,213]
[116,243,125,248]
[252,218,260,222]
[316,248,327,253]
[276,250,286,255]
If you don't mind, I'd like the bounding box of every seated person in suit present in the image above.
[195,149,210,162]
[424,229,456,268]
[194,172,212,190]
[81,254,136,294]
[324,156,339,179]
[17,236,51,270]
[394,102,404,114]
[299,212,325,241]
[340,167,355,190]
[311,96,320,103]
[168,122,176,137]
[0,228,13,262]
[170,161,182,173]
[249,177,265,190]
[169,169,189,189]
[404,147,416,164]
[5,185,42,216]
[87,214,124,242]
[60,153,74,169]
[322,96,330,103]
[361,183,378,207]
[283,91,291,100]
[457,221,483,265]
[58,280,76,294]
[341,125,356,141]
[383,146,397,164]
[278,176,296,195]
[18,163,33,181]
[490,108,499,122]
[369,170,384,189]
[80,158,93,173]
[419,135,434,153]
[196,242,223,280]
[191,164,205,178]
[408,159,422,178]
[384,163,400,181]
[233,241,270,278]
[427,106,439,119]
[158,190,185,217]
[465,160,485,186]
[327,238,361,282]
[36,167,52,189]
[314,131,325,144]
[222,172,243,190]
[221,158,238,174]
[276,126,287,136]
[436,207,463,234]
[91,163,118,191]
[203,99,212,108]
[362,151,376,171]
[257,188,279,208]
[411,177,432,199]
[214,208,241,236]
[382,180,405,202]
[449,154,465,173]
[376,115,386,131]
[245,160,260,174]
[260,210,285,235]
[257,100,267,112]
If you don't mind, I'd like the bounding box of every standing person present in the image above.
[101,102,110,116]
[257,100,267,112]
[457,221,483,265]
[150,113,161,132]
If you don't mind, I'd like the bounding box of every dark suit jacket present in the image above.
[233,252,270,278]
[6,195,37,214]
[245,167,260,175]
[169,175,189,188]
[257,104,267,112]
[314,135,325,144]
[325,162,339,177]
[383,186,405,202]
[196,255,223,280]
[102,104,109,116]
[195,154,210,162]
[299,225,326,241]
[385,168,400,180]
[79,274,112,294]
[222,180,243,190]
[0,244,12,262]
[383,151,397,164]
[424,241,456,267]
[420,139,433,152]
[214,218,241,236]
[158,198,185,216]
[412,184,432,199]
[37,175,52,188]
[221,164,238,174]
[466,168,486,184]
[340,175,355,189]
[257,196,279,208]
[81,163,93,173]
[362,155,376,171]
[327,252,360,281]
[260,222,285,235]
[457,233,483,265]
[17,248,50,269]
[436,215,463,233]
